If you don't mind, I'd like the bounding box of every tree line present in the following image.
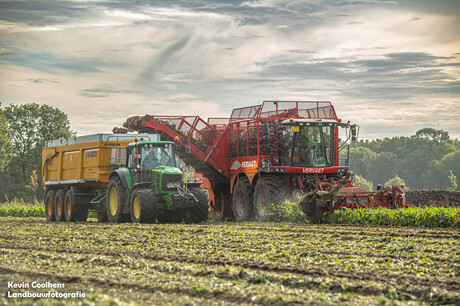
[349,128,460,191]
[0,103,458,202]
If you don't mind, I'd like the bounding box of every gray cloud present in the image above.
[79,86,139,98]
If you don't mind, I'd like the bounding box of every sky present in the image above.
[0,0,459,140]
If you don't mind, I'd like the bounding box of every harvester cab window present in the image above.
[287,125,334,167]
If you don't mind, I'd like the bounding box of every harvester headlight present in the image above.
[167,182,181,189]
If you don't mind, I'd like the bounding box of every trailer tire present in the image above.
[54,189,66,221]
[64,189,88,222]
[232,176,254,222]
[44,190,56,222]
[130,188,158,223]
[254,175,289,221]
[107,176,129,223]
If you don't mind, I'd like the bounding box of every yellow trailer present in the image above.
[42,133,158,222]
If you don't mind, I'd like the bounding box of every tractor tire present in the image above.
[232,176,254,222]
[188,187,210,223]
[44,189,56,222]
[64,188,88,222]
[54,189,66,221]
[130,188,158,223]
[254,175,289,221]
[107,176,130,223]
[210,185,233,222]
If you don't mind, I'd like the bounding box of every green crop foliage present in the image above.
[0,205,44,217]
[326,206,459,228]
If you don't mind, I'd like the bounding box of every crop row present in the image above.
[326,207,460,228]
[0,205,44,217]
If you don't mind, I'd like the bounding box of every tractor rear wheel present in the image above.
[44,189,56,222]
[254,175,289,221]
[107,176,130,223]
[64,188,88,222]
[54,189,66,221]
[130,188,158,223]
[232,176,254,222]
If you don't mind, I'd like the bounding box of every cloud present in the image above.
[79,86,139,98]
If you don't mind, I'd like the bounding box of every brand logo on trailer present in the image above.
[231,161,241,170]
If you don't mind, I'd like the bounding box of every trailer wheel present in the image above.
[64,189,88,222]
[54,189,66,221]
[232,176,254,222]
[44,190,56,222]
[130,188,158,223]
[254,175,289,221]
[107,176,130,223]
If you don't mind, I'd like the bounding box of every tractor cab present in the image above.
[125,141,181,185]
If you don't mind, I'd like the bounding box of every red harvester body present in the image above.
[139,101,406,222]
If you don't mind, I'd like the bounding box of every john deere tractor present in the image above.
[106,139,209,223]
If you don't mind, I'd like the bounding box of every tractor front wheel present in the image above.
[232,177,254,222]
[130,189,158,223]
[107,176,130,223]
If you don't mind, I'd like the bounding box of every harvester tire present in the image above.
[44,189,56,222]
[211,185,233,221]
[107,176,130,223]
[232,176,254,222]
[188,187,209,223]
[300,197,321,224]
[130,188,158,223]
[64,188,88,222]
[254,175,289,221]
[97,212,109,222]
[54,189,66,221]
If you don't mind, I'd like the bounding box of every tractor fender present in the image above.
[109,169,131,191]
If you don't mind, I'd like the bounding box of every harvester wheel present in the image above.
[64,188,88,222]
[299,192,326,224]
[188,187,209,223]
[54,189,66,221]
[211,185,233,221]
[44,189,56,222]
[232,176,254,222]
[107,176,130,223]
[130,188,158,223]
[254,175,289,221]
[97,211,109,222]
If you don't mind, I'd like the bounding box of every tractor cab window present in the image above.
[282,125,334,167]
[140,143,175,170]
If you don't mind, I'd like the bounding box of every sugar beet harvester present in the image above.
[42,134,209,223]
[131,101,406,222]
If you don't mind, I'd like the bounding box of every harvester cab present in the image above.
[277,118,357,169]
[106,140,209,224]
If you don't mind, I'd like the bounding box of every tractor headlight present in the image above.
[167,182,181,189]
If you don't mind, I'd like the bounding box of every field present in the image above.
[1,215,459,305]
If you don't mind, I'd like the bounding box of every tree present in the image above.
[415,128,450,143]
[384,175,407,189]
[0,106,13,172]
[0,103,73,202]
[353,174,373,192]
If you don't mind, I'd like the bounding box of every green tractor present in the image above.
[104,140,209,223]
